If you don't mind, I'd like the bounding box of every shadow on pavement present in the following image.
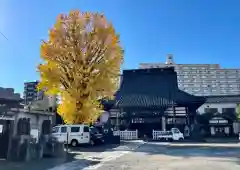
[0,142,128,170]
[0,151,99,170]
[68,143,121,153]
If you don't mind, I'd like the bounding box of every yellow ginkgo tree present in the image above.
[38,10,123,124]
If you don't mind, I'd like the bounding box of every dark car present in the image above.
[89,127,105,146]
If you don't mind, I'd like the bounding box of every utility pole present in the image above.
[116,112,119,130]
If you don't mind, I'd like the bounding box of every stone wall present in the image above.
[11,110,53,137]
[8,135,65,161]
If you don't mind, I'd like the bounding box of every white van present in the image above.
[52,124,90,147]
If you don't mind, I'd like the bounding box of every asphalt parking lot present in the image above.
[2,141,240,170]
[96,142,240,170]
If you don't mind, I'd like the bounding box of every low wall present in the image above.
[7,135,65,161]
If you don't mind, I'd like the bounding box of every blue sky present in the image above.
[1,0,240,94]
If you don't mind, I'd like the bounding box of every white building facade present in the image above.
[139,54,240,96]
[197,95,240,136]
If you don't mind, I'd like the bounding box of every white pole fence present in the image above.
[113,130,138,140]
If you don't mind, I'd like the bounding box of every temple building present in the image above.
[104,67,206,138]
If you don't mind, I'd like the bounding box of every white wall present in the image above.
[13,110,53,136]
[47,95,57,108]
[197,103,238,114]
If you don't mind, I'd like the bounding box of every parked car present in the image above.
[89,127,105,146]
[52,124,90,147]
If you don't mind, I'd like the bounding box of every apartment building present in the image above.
[0,87,21,100]
[139,54,240,96]
[23,81,44,105]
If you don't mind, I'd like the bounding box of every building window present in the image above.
[132,118,144,123]
[204,108,218,113]
[228,76,236,78]
[17,118,30,135]
[222,108,235,113]
[167,118,186,124]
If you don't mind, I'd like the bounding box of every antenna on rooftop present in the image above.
[165,54,175,65]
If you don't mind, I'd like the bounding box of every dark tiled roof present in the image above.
[101,99,116,111]
[175,90,206,105]
[115,67,205,108]
[204,95,240,103]
[0,98,23,104]
[117,94,173,108]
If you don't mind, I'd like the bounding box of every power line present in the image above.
[0,29,29,57]
[0,30,9,40]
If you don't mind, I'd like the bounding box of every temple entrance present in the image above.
[130,123,161,138]
[215,127,226,136]
[129,117,162,138]
[0,118,12,159]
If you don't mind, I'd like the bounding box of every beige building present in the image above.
[139,54,240,96]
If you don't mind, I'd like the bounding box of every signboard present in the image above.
[209,117,228,124]
[0,125,3,133]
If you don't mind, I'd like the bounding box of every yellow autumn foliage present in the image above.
[38,10,123,124]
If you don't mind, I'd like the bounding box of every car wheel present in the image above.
[179,138,184,141]
[71,139,78,147]
[90,139,95,146]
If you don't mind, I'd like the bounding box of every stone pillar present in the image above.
[224,127,229,135]
[161,116,166,131]
[210,126,215,135]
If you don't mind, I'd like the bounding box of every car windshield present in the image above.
[52,127,59,133]
[90,127,99,134]
[172,129,180,134]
